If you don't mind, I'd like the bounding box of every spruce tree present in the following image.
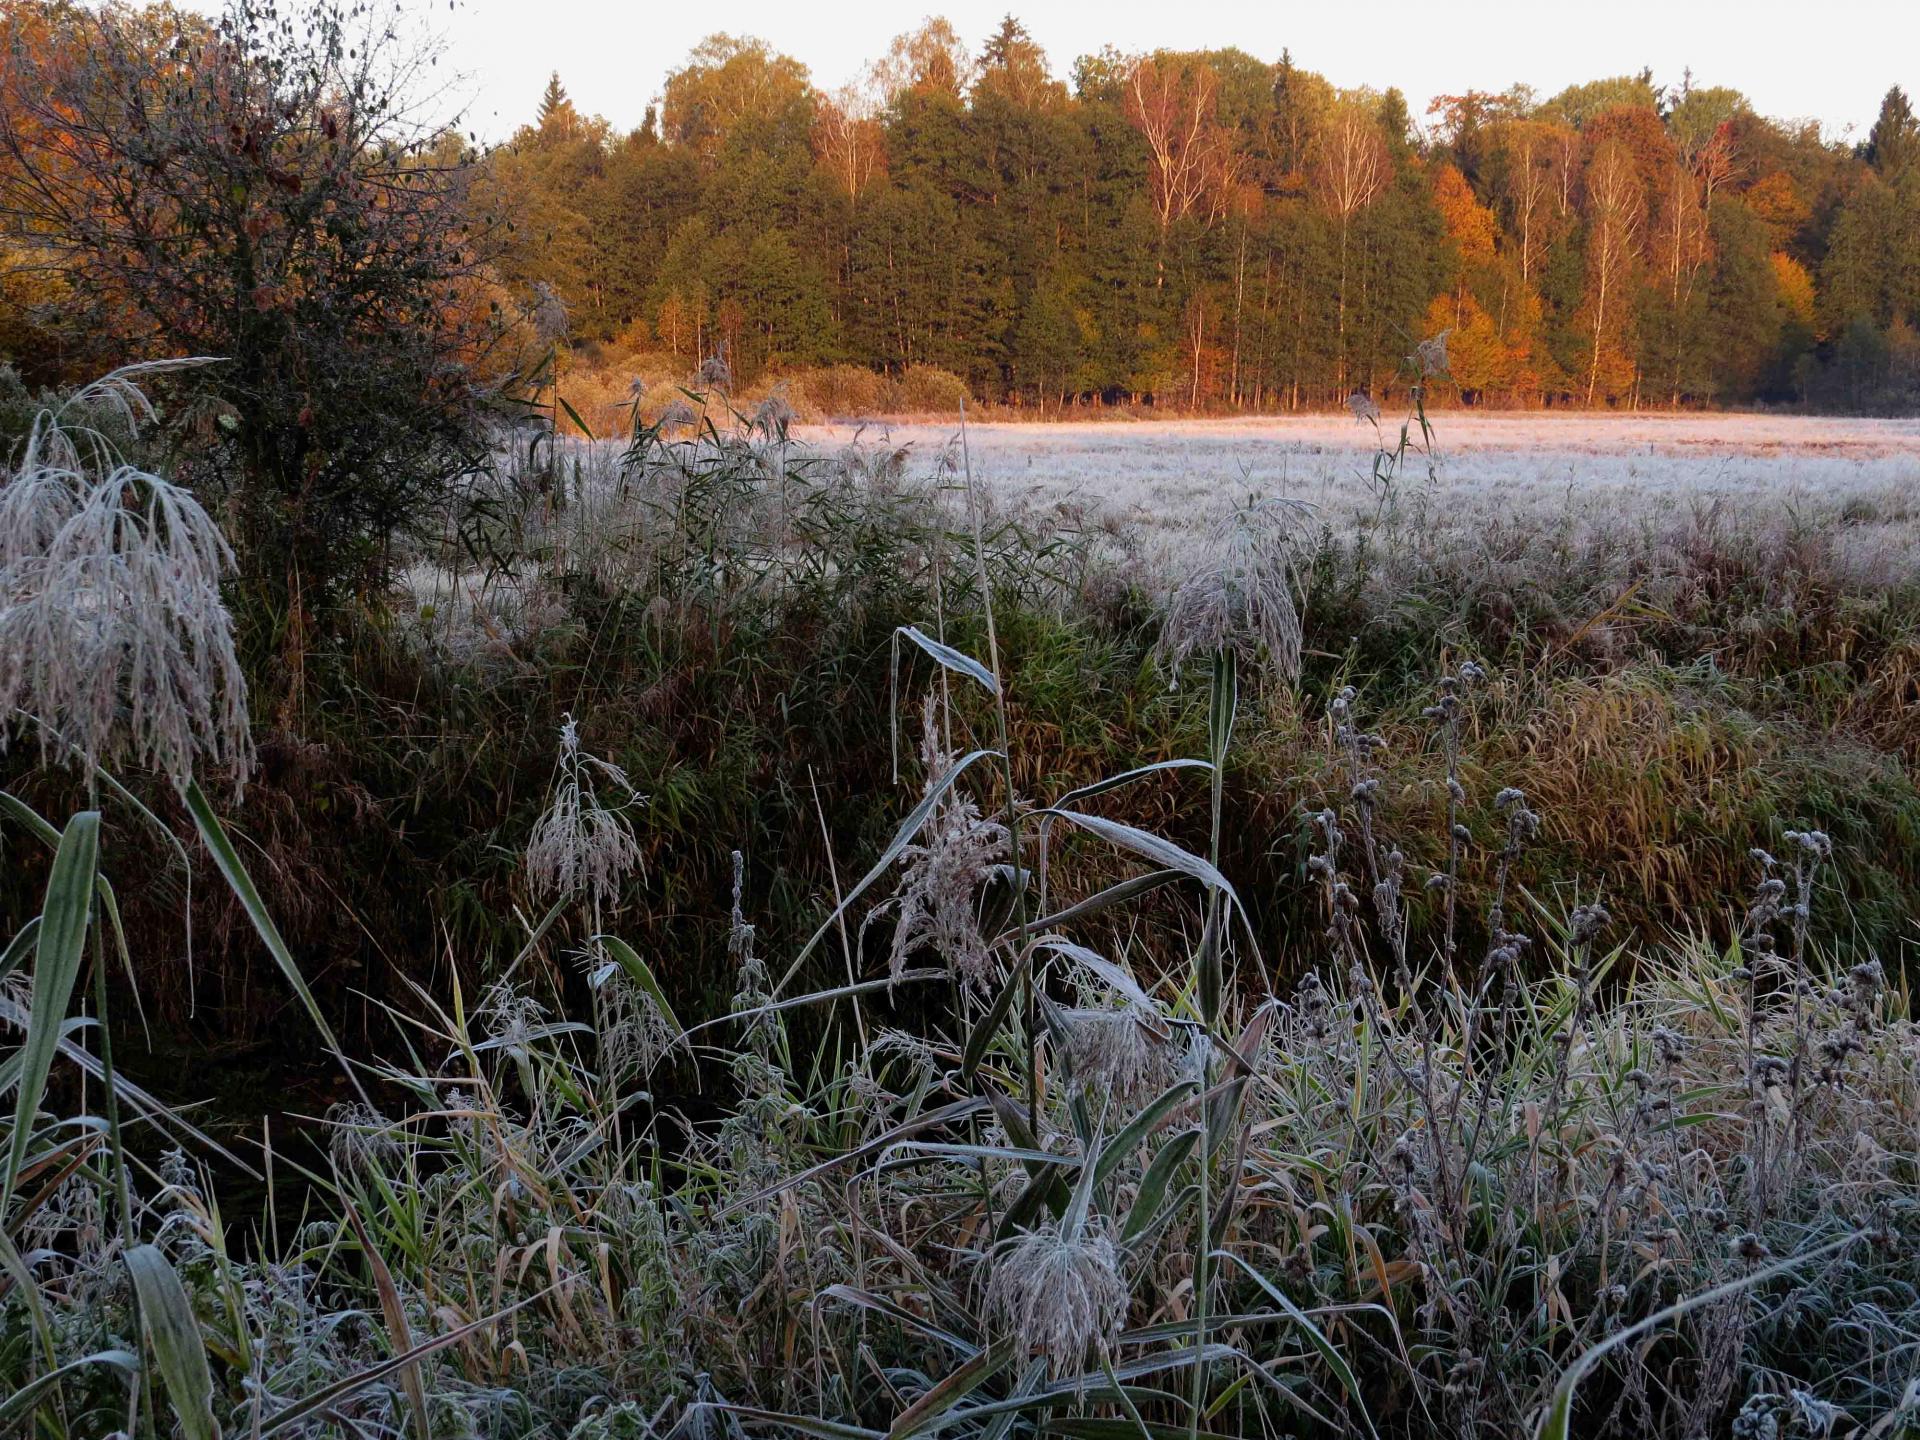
[1865,86,1918,179]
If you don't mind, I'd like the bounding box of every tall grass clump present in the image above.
[0,360,251,792]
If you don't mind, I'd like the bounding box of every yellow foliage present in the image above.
[1423,292,1535,402]
[1431,163,1497,258]
[1770,252,1816,330]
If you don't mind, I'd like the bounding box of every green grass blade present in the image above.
[1122,1130,1199,1244]
[2,789,146,1036]
[125,1244,219,1440]
[0,916,39,987]
[1213,1250,1376,1440]
[713,1095,989,1220]
[344,1209,430,1440]
[1534,1234,1857,1440]
[963,940,1033,1079]
[1038,808,1260,965]
[1096,1079,1200,1189]
[1052,759,1211,813]
[887,1339,1017,1438]
[558,394,595,439]
[715,1408,883,1440]
[815,1284,979,1356]
[1016,869,1184,941]
[1038,809,1237,903]
[592,933,684,1039]
[259,1286,559,1436]
[0,789,60,846]
[5,810,98,1205]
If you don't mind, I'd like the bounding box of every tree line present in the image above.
[485,19,1920,412]
[0,4,1915,421]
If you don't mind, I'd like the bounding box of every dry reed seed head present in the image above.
[19,1169,105,1260]
[657,397,698,430]
[530,281,569,346]
[1158,499,1305,685]
[1058,1003,1173,1099]
[477,982,548,1055]
[0,406,253,793]
[985,1215,1129,1376]
[696,350,733,392]
[524,714,644,910]
[597,971,674,1080]
[750,387,795,442]
[882,697,1011,988]
[1346,390,1381,424]
[1414,329,1451,378]
[864,1028,942,1087]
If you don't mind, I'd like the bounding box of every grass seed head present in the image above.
[1159,499,1305,684]
[986,1216,1129,1376]
[0,369,251,792]
[525,714,644,910]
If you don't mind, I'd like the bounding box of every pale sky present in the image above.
[424,0,1917,144]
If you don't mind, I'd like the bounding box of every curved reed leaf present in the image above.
[591,933,684,1040]
[125,1244,219,1440]
[5,810,97,1204]
[1534,1234,1858,1440]
[897,625,999,696]
[0,1348,139,1428]
[181,778,369,1105]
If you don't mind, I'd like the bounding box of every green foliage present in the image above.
[456,42,1920,414]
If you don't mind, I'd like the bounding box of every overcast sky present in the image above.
[426,0,1915,143]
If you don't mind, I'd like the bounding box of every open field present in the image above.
[799,412,1920,568]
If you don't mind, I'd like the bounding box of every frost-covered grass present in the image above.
[11,393,1920,1440]
[798,413,1920,581]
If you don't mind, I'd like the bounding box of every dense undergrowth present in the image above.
[3,370,1919,1438]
